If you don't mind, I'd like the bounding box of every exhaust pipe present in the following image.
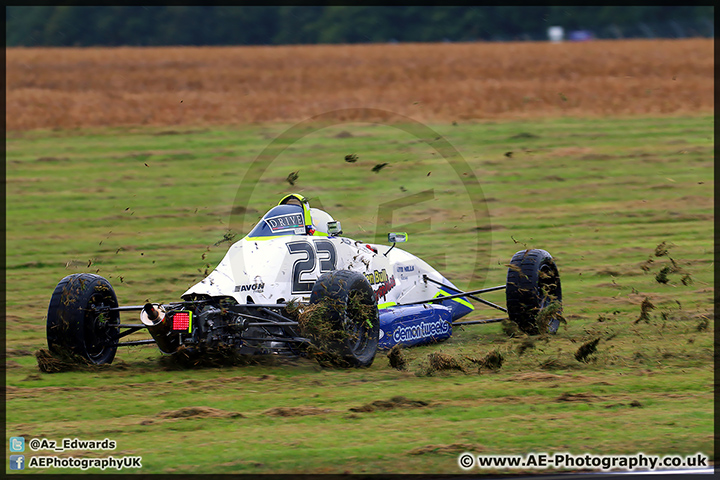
[140,303,179,354]
[140,303,165,326]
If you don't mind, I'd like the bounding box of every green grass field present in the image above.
[5,115,714,474]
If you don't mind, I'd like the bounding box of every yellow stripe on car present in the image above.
[434,290,474,310]
[378,301,397,309]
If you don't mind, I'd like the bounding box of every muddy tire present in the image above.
[47,273,119,364]
[506,249,563,335]
[305,270,379,368]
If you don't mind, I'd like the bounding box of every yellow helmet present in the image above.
[278,193,308,207]
[277,193,314,234]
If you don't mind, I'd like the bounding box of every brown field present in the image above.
[5,38,714,130]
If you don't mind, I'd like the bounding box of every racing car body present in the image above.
[182,202,473,349]
[46,194,563,368]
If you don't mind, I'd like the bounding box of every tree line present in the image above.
[6,6,714,47]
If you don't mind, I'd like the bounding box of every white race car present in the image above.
[46,193,563,368]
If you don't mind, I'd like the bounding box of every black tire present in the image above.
[506,249,563,335]
[304,270,379,368]
[47,273,119,364]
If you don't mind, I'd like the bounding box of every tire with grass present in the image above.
[506,249,563,335]
[47,273,119,364]
[305,270,379,368]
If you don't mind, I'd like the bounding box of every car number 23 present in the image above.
[286,240,337,294]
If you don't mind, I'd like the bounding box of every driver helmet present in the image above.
[278,193,307,207]
[278,193,313,233]
[310,208,335,235]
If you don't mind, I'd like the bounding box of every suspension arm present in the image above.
[420,275,508,313]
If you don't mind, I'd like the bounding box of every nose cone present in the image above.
[183,237,294,303]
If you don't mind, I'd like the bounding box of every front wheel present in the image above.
[506,249,563,335]
[47,273,119,364]
[301,270,379,368]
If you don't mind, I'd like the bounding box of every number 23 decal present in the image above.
[286,240,337,294]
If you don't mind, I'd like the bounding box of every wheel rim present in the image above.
[85,293,118,362]
[538,264,561,333]
[344,291,374,356]
[538,264,559,298]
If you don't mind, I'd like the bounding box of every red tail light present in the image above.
[172,311,192,331]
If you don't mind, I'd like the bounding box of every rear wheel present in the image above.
[302,270,379,368]
[506,249,563,335]
[47,273,119,364]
